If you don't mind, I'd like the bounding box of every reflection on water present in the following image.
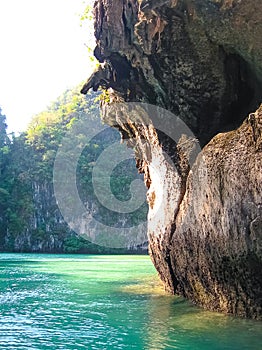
[0,254,261,350]
[124,276,262,350]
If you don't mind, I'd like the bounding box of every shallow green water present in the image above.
[0,254,261,350]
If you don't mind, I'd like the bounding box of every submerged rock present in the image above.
[82,0,262,318]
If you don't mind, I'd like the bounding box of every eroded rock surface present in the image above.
[82,0,262,318]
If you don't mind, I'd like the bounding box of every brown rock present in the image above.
[82,0,262,318]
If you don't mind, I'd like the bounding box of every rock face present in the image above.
[82,0,262,318]
[3,181,71,253]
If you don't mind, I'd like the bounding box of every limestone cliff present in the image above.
[82,0,262,318]
[1,90,146,254]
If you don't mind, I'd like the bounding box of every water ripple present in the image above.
[0,254,261,350]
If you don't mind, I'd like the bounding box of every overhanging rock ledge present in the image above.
[82,0,262,319]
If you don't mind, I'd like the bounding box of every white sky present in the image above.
[0,0,96,133]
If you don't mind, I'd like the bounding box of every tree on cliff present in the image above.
[0,107,10,247]
[0,107,9,173]
[0,86,147,254]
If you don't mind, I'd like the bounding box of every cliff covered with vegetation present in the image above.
[81,0,262,318]
[0,87,147,254]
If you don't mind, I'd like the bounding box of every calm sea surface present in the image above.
[0,254,261,350]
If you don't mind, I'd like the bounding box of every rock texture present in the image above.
[82,0,262,318]
[3,181,70,253]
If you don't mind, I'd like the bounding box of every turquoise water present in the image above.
[0,254,261,350]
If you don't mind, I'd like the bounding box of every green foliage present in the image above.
[0,134,35,239]
[25,85,100,181]
[0,108,8,145]
[63,235,118,254]
[0,85,148,254]
[63,234,138,255]
[0,108,10,173]
[0,107,11,247]
[80,4,93,23]
[79,1,99,65]
[96,89,111,104]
